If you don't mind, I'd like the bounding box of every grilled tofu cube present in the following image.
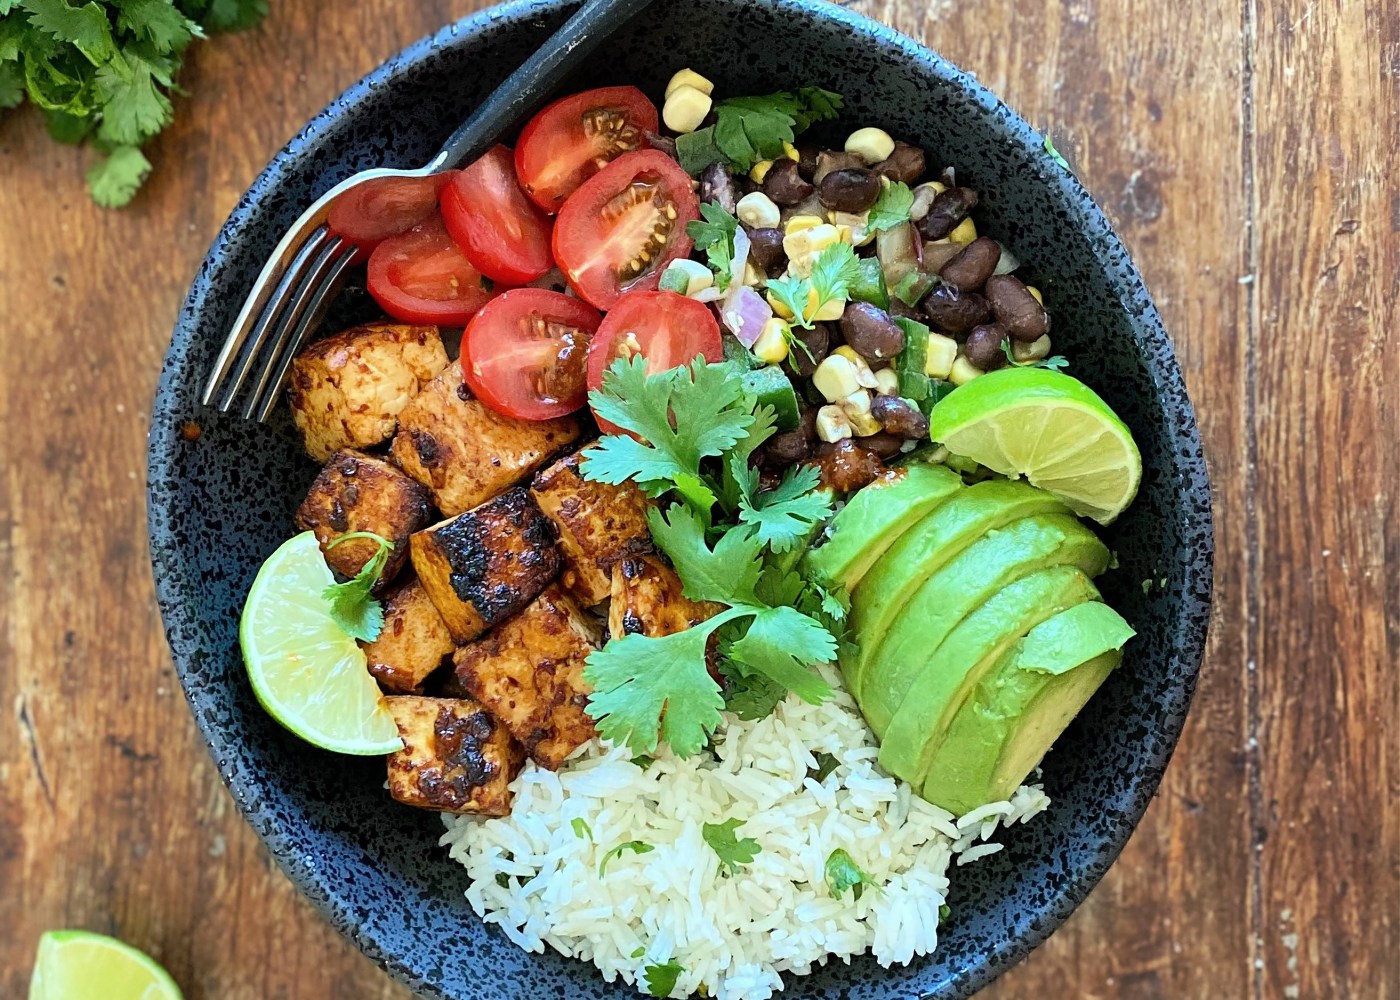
[530,450,653,605]
[362,579,456,693]
[289,322,447,462]
[385,696,523,815]
[390,364,582,516]
[608,553,724,640]
[410,488,560,643]
[294,450,432,588]
[451,585,602,769]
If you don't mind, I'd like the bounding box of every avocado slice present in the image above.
[802,463,962,594]
[876,565,1100,785]
[841,480,1069,702]
[920,601,1135,813]
[858,512,1109,737]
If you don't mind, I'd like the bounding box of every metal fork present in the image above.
[204,0,657,421]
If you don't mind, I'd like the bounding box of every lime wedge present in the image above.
[928,368,1142,524]
[29,931,182,1000]
[240,531,402,755]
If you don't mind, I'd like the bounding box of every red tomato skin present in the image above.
[552,150,700,311]
[326,171,457,248]
[515,86,660,213]
[462,289,603,421]
[365,214,496,326]
[441,146,555,286]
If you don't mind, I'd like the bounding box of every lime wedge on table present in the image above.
[240,531,402,755]
[29,930,182,1000]
[928,367,1142,524]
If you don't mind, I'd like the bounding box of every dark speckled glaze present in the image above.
[147,2,1214,997]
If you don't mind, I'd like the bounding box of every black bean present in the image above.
[963,324,1011,370]
[840,302,905,360]
[798,406,819,442]
[796,143,821,181]
[886,297,924,321]
[873,141,926,184]
[871,395,931,439]
[916,187,979,241]
[813,150,864,184]
[763,429,811,466]
[645,132,678,161]
[699,162,738,214]
[984,275,1050,341]
[783,322,832,379]
[860,431,907,459]
[922,285,992,334]
[939,236,1002,292]
[746,227,787,276]
[761,158,814,206]
[819,168,883,213]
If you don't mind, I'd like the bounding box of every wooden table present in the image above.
[2,0,1395,996]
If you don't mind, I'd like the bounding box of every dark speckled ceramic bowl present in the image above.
[147,2,1213,996]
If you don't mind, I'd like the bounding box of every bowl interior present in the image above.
[148,2,1212,997]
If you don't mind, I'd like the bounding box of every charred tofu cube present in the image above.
[362,579,456,693]
[410,488,560,643]
[385,696,523,815]
[608,553,723,641]
[451,585,602,769]
[294,450,432,589]
[390,364,582,516]
[529,450,653,605]
[289,322,447,462]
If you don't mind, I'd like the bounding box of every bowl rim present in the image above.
[147,1,1215,996]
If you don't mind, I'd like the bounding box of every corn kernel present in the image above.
[749,159,775,184]
[1013,335,1052,363]
[949,355,984,385]
[1026,285,1044,305]
[874,367,901,395]
[813,354,861,402]
[737,191,781,229]
[813,296,846,322]
[663,85,712,134]
[782,223,842,262]
[784,215,825,236]
[744,262,766,288]
[665,68,715,98]
[948,217,978,245]
[909,181,948,222]
[924,334,959,380]
[841,390,882,436]
[782,142,801,162]
[752,318,791,364]
[816,405,853,443]
[767,291,794,320]
[845,127,896,165]
[832,346,880,388]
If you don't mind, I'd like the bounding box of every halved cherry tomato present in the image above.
[441,146,554,285]
[586,291,722,433]
[553,150,699,310]
[462,289,603,421]
[326,172,456,248]
[516,86,659,213]
[366,213,496,326]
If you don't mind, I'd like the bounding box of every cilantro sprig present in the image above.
[580,358,841,756]
[767,242,863,329]
[321,532,393,643]
[825,848,879,901]
[676,86,843,175]
[702,818,761,876]
[3,0,268,206]
[641,959,684,998]
[686,201,740,291]
[1001,339,1070,371]
[866,180,915,234]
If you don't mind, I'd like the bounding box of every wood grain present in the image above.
[0,0,1394,997]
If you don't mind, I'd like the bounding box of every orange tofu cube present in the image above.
[362,579,456,693]
[384,696,523,815]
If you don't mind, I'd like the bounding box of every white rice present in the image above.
[440,664,1048,1000]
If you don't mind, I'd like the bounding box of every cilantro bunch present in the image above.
[579,356,845,757]
[1,0,268,206]
[676,86,842,175]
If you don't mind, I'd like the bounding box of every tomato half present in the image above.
[462,289,603,421]
[553,150,699,310]
[586,291,722,433]
[326,172,456,247]
[516,86,660,213]
[441,146,554,285]
[365,213,496,326]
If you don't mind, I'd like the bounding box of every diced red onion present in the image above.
[721,286,772,347]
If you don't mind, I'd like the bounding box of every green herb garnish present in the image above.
[677,87,843,175]
[866,180,915,234]
[598,840,654,878]
[825,847,878,901]
[641,959,684,998]
[571,817,592,841]
[702,818,761,876]
[686,201,740,291]
[767,242,863,329]
[321,532,393,642]
[1001,339,1070,371]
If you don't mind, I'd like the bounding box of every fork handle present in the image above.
[424,0,658,173]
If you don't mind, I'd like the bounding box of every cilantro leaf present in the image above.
[571,817,592,841]
[584,613,735,756]
[93,54,172,145]
[194,0,269,32]
[699,88,844,173]
[686,201,739,291]
[717,402,777,516]
[1001,338,1070,371]
[737,465,833,553]
[790,86,843,130]
[728,607,835,705]
[22,0,116,64]
[0,62,22,109]
[940,903,952,921]
[648,504,765,606]
[867,180,915,234]
[702,818,761,875]
[598,840,655,878]
[825,848,879,901]
[768,242,862,329]
[116,0,203,55]
[810,751,839,782]
[675,126,724,175]
[320,532,393,643]
[85,143,150,206]
[722,669,787,721]
[641,959,684,998]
